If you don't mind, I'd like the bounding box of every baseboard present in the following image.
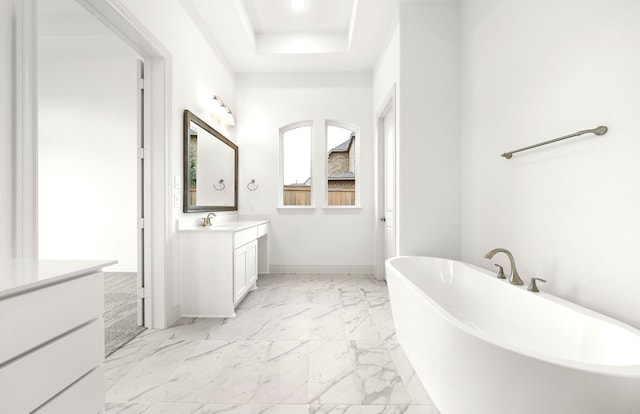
[181,313,236,319]
[103,264,137,273]
[268,265,374,275]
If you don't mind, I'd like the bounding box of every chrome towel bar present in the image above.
[501,125,608,159]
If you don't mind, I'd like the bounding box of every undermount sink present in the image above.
[204,224,237,230]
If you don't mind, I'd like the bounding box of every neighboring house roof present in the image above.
[328,172,355,180]
[328,134,355,155]
[286,177,312,186]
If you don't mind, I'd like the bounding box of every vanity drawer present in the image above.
[257,222,269,238]
[0,319,104,414]
[35,366,104,414]
[0,272,104,365]
[234,226,258,248]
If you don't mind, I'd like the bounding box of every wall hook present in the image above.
[213,179,225,191]
[247,179,258,191]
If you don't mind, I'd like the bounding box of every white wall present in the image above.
[373,22,399,112]
[38,55,138,271]
[0,0,13,259]
[372,22,399,276]
[372,2,461,267]
[461,0,640,328]
[396,3,461,259]
[237,73,374,272]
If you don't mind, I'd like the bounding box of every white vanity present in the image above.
[0,259,115,414]
[179,219,269,317]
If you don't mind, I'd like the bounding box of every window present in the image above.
[326,122,359,207]
[280,122,313,206]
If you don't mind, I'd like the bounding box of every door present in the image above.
[383,105,397,263]
[136,59,145,326]
[234,245,248,303]
[246,240,258,288]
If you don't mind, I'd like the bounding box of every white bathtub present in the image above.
[386,256,640,414]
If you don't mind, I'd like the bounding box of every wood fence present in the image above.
[283,186,311,205]
[283,186,355,206]
[328,188,355,206]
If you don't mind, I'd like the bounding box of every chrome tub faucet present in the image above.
[484,248,524,285]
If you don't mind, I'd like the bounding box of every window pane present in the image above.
[282,125,312,206]
[327,125,356,206]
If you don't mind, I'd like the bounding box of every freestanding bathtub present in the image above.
[386,256,640,414]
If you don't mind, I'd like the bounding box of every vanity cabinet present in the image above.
[180,220,268,317]
[234,239,257,303]
[0,260,115,414]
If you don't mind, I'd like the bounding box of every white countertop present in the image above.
[0,259,116,299]
[178,219,269,232]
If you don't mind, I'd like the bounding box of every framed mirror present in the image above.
[183,109,238,212]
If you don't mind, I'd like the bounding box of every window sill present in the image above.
[277,205,316,210]
[323,205,362,210]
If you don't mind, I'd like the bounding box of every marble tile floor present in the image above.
[104,273,441,414]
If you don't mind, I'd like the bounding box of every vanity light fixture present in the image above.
[212,95,225,109]
[211,95,236,126]
[290,0,307,11]
[223,105,236,126]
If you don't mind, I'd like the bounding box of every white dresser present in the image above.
[179,220,269,317]
[0,259,115,414]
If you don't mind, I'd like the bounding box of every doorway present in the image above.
[375,86,397,280]
[36,0,146,354]
[17,0,172,331]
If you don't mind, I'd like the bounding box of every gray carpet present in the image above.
[104,272,146,357]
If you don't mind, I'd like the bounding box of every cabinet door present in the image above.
[246,240,258,288]
[233,245,247,303]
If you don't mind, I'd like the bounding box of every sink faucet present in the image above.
[202,212,216,226]
[484,248,524,285]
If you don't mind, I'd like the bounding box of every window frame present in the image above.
[278,120,315,208]
[324,120,361,209]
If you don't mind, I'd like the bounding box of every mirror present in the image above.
[183,110,238,212]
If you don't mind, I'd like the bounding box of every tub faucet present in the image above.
[527,277,547,293]
[484,248,524,285]
[202,212,216,226]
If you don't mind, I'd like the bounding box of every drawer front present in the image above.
[0,272,103,365]
[35,366,104,414]
[256,222,269,238]
[234,227,258,248]
[0,319,104,414]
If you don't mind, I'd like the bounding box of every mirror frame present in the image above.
[183,109,238,212]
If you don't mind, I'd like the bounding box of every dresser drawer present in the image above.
[0,319,104,414]
[234,226,258,248]
[256,222,269,238]
[0,272,104,365]
[35,366,104,414]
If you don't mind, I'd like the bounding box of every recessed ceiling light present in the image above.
[290,0,307,11]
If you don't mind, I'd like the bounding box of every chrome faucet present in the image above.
[484,248,524,285]
[202,212,216,226]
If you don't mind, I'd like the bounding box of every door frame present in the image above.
[374,85,397,280]
[14,0,172,328]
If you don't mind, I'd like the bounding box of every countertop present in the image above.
[0,259,116,299]
[178,219,269,232]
